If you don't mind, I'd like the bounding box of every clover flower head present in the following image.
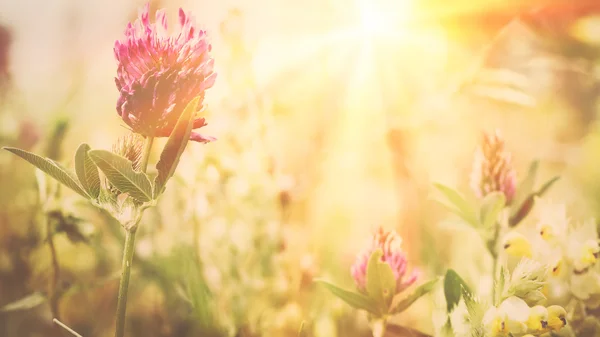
[114,3,217,142]
[350,227,419,294]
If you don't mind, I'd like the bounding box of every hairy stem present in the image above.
[46,214,61,321]
[139,136,154,174]
[114,136,153,337]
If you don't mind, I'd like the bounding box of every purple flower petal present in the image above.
[114,2,215,142]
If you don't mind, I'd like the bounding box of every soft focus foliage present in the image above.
[3,1,600,337]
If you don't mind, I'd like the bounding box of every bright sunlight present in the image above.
[356,0,414,38]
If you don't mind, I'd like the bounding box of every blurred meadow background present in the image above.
[1,0,600,336]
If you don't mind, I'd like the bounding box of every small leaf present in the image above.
[3,147,90,199]
[366,249,397,312]
[509,175,560,226]
[444,269,471,313]
[75,143,100,199]
[154,97,200,198]
[88,150,153,202]
[391,278,439,314]
[510,160,539,210]
[494,266,509,306]
[462,287,485,335]
[314,279,380,315]
[480,192,506,228]
[433,183,479,227]
[508,258,547,303]
[48,210,92,244]
[535,176,560,196]
[440,319,454,337]
[1,292,46,312]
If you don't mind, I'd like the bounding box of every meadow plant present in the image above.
[3,3,215,337]
[432,129,572,337]
[3,3,600,337]
[317,226,439,337]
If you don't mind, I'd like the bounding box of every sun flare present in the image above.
[356,0,414,38]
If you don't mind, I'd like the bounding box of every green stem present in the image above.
[139,136,154,174]
[490,221,501,304]
[491,251,498,303]
[114,136,153,337]
[114,229,137,337]
[46,213,61,321]
[371,318,387,337]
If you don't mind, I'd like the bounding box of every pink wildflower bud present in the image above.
[350,227,419,295]
[470,129,517,204]
[114,3,217,142]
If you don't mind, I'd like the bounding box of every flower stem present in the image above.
[490,221,501,304]
[46,213,61,321]
[114,136,153,337]
[371,318,387,337]
[114,229,137,337]
[139,136,154,174]
[54,318,83,337]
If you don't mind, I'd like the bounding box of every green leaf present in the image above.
[314,279,380,315]
[433,183,479,227]
[494,266,509,306]
[440,319,454,337]
[74,143,100,199]
[444,269,471,313]
[509,175,560,226]
[182,254,216,331]
[462,287,485,336]
[536,176,560,196]
[507,258,547,304]
[511,160,539,210]
[1,292,46,312]
[480,192,506,228]
[88,150,153,202]
[154,97,200,198]
[391,278,439,314]
[366,249,397,312]
[3,147,90,199]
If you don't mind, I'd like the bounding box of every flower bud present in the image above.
[470,130,517,204]
[350,227,418,295]
[106,133,144,196]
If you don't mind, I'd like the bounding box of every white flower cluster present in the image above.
[501,197,600,332]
